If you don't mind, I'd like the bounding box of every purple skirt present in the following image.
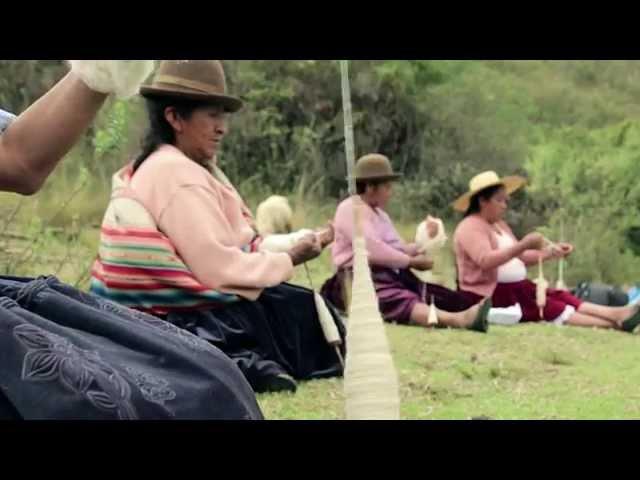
[321,267,478,325]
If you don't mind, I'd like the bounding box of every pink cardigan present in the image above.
[127,144,294,300]
[331,196,419,269]
[453,215,549,297]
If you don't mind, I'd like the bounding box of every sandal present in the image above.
[621,307,640,333]
[468,298,492,333]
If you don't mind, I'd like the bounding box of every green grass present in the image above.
[259,323,640,420]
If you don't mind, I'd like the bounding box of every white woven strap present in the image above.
[340,61,400,420]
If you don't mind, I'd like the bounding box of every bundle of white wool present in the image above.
[255,195,294,237]
[68,60,155,99]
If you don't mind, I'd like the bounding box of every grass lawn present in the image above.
[258,322,640,419]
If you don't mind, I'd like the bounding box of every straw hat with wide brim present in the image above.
[139,60,243,113]
[452,171,527,213]
[354,154,402,182]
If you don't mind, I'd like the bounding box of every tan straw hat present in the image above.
[452,170,526,212]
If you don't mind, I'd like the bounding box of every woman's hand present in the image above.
[287,234,322,266]
[520,232,545,251]
[552,242,574,258]
[315,222,334,249]
[409,254,434,271]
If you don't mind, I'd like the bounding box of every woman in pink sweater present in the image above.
[321,154,491,332]
[91,61,344,394]
[453,171,640,332]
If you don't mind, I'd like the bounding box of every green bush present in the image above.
[1,60,639,286]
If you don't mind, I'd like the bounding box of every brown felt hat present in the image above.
[354,154,401,182]
[140,60,243,113]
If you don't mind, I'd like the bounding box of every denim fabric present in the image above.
[0,276,263,420]
[0,108,16,134]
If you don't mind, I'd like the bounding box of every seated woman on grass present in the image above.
[321,154,491,333]
[91,60,344,394]
[452,170,640,332]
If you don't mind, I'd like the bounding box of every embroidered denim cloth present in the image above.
[0,276,263,420]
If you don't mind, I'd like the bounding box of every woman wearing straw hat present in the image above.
[0,61,263,420]
[452,171,640,331]
[321,153,491,332]
[91,60,345,394]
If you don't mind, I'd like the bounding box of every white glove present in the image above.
[68,60,155,99]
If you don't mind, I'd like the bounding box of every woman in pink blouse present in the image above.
[321,154,491,332]
[453,171,640,332]
[91,60,344,394]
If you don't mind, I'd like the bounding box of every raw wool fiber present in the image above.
[68,60,155,99]
[411,217,448,286]
[255,195,294,236]
[415,217,447,255]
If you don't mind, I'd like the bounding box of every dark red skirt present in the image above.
[459,279,582,322]
[321,267,477,325]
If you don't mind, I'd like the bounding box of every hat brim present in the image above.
[452,175,527,213]
[139,86,244,113]
[354,173,402,182]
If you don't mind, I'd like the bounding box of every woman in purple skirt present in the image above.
[321,154,490,333]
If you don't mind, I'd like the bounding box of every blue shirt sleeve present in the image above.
[0,108,17,135]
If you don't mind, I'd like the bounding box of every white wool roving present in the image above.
[255,195,293,236]
[412,217,447,285]
[415,216,447,254]
[257,229,314,253]
[68,60,154,99]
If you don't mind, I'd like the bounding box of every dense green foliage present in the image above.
[1,60,639,285]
